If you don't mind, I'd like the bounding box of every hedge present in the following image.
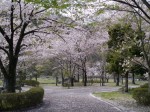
[0,87,44,111]
[140,83,148,88]
[132,83,150,105]
[22,80,40,87]
[87,80,101,83]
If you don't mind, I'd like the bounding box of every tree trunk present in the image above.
[84,71,87,86]
[132,72,135,84]
[106,78,109,83]
[61,68,64,86]
[7,76,16,92]
[102,77,104,86]
[35,75,37,81]
[6,58,17,93]
[116,73,119,86]
[77,66,80,82]
[100,77,102,86]
[56,76,58,86]
[101,70,105,86]
[82,73,85,84]
[121,76,124,85]
[113,73,116,83]
[104,73,107,83]
[69,59,74,86]
[125,71,129,92]
[70,77,74,86]
[148,72,150,93]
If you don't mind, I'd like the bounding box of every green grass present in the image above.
[105,79,147,87]
[37,78,56,84]
[36,77,57,86]
[36,77,147,87]
[94,91,132,100]
[74,82,84,86]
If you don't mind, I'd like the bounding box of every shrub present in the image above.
[0,87,44,111]
[63,83,71,87]
[23,80,40,87]
[132,87,150,105]
[118,87,135,93]
[140,83,148,88]
[87,80,101,83]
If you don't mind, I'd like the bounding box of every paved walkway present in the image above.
[27,86,122,112]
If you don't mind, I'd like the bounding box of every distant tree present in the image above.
[107,23,134,86]
[106,51,123,86]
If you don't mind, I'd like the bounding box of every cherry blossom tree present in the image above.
[49,25,107,86]
[0,0,70,92]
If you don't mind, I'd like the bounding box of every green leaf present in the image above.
[95,9,104,15]
[51,0,58,7]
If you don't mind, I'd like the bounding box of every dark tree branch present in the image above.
[24,25,52,36]
[34,9,47,15]
[103,8,136,13]
[0,26,10,43]
[14,0,23,32]
[142,0,150,10]
[133,9,150,24]
[33,34,42,42]
[0,46,9,57]
[112,0,137,8]
[132,0,150,21]
[10,2,14,40]
[20,44,28,49]
[15,6,37,57]
[112,0,150,24]
[54,33,66,42]
[15,23,28,57]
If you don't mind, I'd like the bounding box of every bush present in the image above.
[63,83,71,87]
[87,80,101,83]
[118,87,135,93]
[132,87,150,105]
[140,83,148,88]
[0,87,44,111]
[23,80,40,87]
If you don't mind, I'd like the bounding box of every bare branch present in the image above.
[112,0,150,24]
[34,9,47,15]
[0,26,10,43]
[0,46,9,57]
[112,0,137,8]
[14,0,23,31]
[24,26,52,36]
[142,0,150,10]
[132,0,150,21]
[15,23,28,56]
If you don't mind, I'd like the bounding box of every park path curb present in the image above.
[90,93,123,112]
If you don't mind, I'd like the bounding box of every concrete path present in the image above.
[27,86,122,112]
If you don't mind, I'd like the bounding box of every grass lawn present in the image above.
[93,91,132,101]
[93,90,150,112]
[35,77,148,88]
[37,77,57,86]
[37,78,56,84]
[104,79,147,87]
